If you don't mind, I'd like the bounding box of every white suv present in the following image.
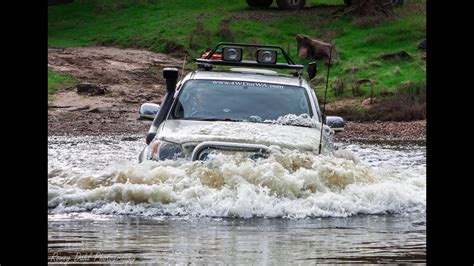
[138,43,344,162]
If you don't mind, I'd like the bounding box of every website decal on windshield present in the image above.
[212,81,284,89]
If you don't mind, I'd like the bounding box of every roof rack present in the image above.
[195,42,304,70]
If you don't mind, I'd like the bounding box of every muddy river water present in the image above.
[48,135,426,263]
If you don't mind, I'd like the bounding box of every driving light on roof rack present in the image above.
[223,47,242,62]
[257,49,277,64]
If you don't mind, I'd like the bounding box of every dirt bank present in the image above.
[48,46,425,142]
[48,46,182,136]
[334,120,425,143]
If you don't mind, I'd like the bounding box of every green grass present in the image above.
[48,68,77,94]
[48,0,425,102]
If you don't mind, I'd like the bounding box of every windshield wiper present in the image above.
[261,121,313,128]
[182,117,242,122]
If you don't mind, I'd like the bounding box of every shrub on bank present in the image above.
[327,82,425,122]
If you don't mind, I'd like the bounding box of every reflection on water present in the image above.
[49,214,425,264]
[48,135,425,263]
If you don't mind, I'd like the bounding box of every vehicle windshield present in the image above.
[171,79,314,125]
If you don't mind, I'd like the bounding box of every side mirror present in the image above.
[307,62,318,80]
[139,103,160,120]
[325,116,345,132]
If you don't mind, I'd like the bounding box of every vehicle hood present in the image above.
[157,119,323,152]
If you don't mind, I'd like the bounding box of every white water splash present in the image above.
[264,113,320,128]
[48,138,425,218]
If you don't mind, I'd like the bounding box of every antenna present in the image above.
[180,54,187,79]
[318,45,334,155]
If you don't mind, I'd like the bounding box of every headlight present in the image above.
[149,140,184,161]
[257,49,277,64]
[223,47,242,61]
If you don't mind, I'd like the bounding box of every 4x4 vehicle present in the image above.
[138,43,344,162]
[245,0,403,9]
[246,0,306,9]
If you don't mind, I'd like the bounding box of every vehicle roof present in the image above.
[188,69,305,87]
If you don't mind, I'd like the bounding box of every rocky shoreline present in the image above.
[48,113,426,144]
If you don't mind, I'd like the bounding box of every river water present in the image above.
[48,135,426,264]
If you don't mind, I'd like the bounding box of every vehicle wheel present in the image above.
[390,0,404,7]
[344,0,351,6]
[276,0,306,9]
[246,0,273,8]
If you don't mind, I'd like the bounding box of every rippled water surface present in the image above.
[48,135,426,263]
